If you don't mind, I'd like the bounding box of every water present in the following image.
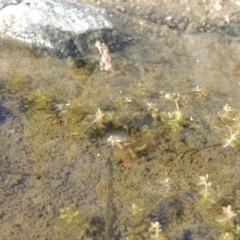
[1,1,240,239]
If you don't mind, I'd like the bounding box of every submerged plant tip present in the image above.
[107,135,123,148]
[163,92,188,107]
[147,102,157,111]
[164,92,180,102]
[147,102,159,118]
[148,221,162,240]
[207,204,239,239]
[223,130,240,148]
[131,203,144,216]
[95,40,112,71]
[198,174,211,186]
[58,206,91,238]
[107,134,131,149]
[218,104,237,124]
[167,110,184,121]
[59,206,81,225]
[86,108,107,129]
[223,104,234,113]
[191,85,206,99]
[161,177,173,189]
[95,108,107,123]
[221,205,237,223]
[197,174,215,202]
[54,103,69,116]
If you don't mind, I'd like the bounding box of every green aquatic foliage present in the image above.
[21,92,54,112]
[218,104,237,125]
[191,85,206,100]
[160,91,189,108]
[5,71,32,94]
[52,100,89,137]
[86,108,107,129]
[59,206,83,224]
[196,175,240,239]
[208,205,240,239]
[202,103,240,149]
[130,203,145,217]
[125,178,174,239]
[148,178,175,216]
[216,205,237,227]
[157,91,193,132]
[165,110,187,132]
[197,174,216,204]
[125,226,145,240]
[147,102,159,119]
[148,221,167,240]
[134,82,148,96]
[222,129,240,148]
[54,100,86,122]
[58,206,90,238]
[158,110,188,132]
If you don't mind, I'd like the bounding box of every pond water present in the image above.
[1,1,240,239]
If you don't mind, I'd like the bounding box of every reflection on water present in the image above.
[1,6,240,240]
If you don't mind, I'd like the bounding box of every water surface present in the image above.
[1,1,240,239]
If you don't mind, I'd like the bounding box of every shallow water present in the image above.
[1,1,240,240]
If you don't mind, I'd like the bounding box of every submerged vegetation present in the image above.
[3,66,240,239]
[52,81,240,238]
[1,31,240,239]
[197,175,240,240]
[57,175,240,239]
[58,206,90,238]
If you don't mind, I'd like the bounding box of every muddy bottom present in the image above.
[1,1,240,240]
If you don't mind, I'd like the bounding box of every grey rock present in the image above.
[0,0,125,58]
[0,0,22,10]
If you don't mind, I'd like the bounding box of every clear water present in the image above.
[1,1,240,239]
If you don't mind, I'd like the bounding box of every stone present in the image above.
[0,0,21,10]
[0,0,122,58]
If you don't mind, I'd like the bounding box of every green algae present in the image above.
[4,71,33,94]
[58,206,91,239]
[2,3,240,239]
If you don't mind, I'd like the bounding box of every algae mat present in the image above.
[1,1,240,239]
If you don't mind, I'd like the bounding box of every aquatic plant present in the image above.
[5,71,32,94]
[191,85,206,100]
[125,178,174,239]
[54,102,70,117]
[166,111,187,131]
[95,41,112,71]
[158,91,191,132]
[223,129,240,148]
[157,109,188,132]
[196,175,240,239]
[130,203,145,217]
[147,102,159,118]
[207,205,240,239]
[21,91,54,114]
[197,174,216,204]
[163,92,188,109]
[17,75,240,239]
[148,221,167,240]
[107,134,132,149]
[52,100,88,137]
[216,205,237,226]
[58,206,90,238]
[125,226,146,240]
[217,104,237,124]
[87,108,107,129]
[59,206,83,225]
[150,178,174,213]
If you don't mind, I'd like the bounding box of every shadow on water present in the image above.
[1,1,240,239]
